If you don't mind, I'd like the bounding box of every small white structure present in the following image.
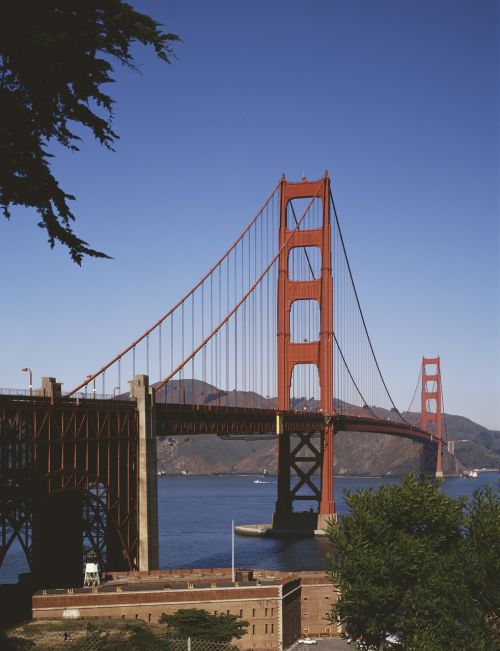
[83,550,100,587]
[62,608,81,619]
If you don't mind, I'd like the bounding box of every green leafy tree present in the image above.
[159,608,249,643]
[462,483,500,643]
[0,1,180,263]
[327,474,498,650]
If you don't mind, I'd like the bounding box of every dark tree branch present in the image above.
[0,1,180,264]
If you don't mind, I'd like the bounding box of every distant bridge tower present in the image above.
[273,173,335,532]
[421,356,443,478]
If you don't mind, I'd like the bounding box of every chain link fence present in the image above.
[162,638,239,651]
[70,632,239,651]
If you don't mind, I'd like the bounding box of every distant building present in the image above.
[32,568,340,649]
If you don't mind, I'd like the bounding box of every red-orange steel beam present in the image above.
[276,173,335,517]
[421,356,444,477]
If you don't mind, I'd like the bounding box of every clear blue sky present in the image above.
[1,0,499,428]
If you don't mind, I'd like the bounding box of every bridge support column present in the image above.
[318,424,336,529]
[130,375,159,571]
[272,428,329,534]
[32,491,83,588]
[34,376,62,399]
[419,441,438,476]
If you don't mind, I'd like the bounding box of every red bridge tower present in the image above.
[273,173,336,532]
[421,356,444,478]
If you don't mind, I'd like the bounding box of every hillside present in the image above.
[154,380,500,476]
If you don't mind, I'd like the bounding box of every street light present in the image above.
[21,367,32,397]
[113,387,120,398]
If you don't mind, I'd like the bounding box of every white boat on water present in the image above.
[463,470,478,478]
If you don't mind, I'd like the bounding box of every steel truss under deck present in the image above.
[0,396,138,586]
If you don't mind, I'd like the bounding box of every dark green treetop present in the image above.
[462,483,500,641]
[0,1,180,263]
[327,474,499,650]
[159,608,249,643]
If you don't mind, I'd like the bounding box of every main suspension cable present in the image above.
[330,189,408,422]
[289,201,374,416]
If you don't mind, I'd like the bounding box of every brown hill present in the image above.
[153,380,499,476]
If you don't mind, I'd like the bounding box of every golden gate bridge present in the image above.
[0,173,445,587]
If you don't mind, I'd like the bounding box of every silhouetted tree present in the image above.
[327,474,499,650]
[0,1,180,263]
[160,608,249,643]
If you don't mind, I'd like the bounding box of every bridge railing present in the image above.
[70,391,134,401]
[0,388,134,402]
[0,387,32,396]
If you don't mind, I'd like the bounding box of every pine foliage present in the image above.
[0,1,180,262]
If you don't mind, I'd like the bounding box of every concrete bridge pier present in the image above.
[130,375,159,571]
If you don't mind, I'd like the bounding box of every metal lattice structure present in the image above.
[0,395,138,586]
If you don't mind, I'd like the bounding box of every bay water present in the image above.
[1,473,498,584]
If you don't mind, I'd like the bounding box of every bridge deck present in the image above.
[155,403,438,444]
[0,394,437,445]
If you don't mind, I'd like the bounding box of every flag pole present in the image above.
[231,520,235,582]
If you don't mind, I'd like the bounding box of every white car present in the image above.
[298,638,317,645]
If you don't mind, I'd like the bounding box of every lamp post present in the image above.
[113,387,120,398]
[21,367,32,397]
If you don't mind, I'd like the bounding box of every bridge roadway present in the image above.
[155,402,437,444]
[0,393,437,445]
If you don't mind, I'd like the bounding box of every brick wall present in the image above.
[298,572,339,638]
[33,583,282,650]
[32,569,340,648]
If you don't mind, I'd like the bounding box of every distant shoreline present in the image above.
[157,470,499,479]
